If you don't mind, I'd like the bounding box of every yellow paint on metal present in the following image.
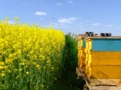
[89,52,121,65]
[92,58,121,65]
[85,38,92,53]
[92,66,121,79]
[78,39,84,48]
[77,37,86,69]
[85,52,121,79]
[89,40,92,50]
[91,52,121,58]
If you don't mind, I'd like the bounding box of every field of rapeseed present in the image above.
[0,18,65,90]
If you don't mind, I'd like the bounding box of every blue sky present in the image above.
[0,0,121,35]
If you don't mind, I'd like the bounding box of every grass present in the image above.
[52,34,82,90]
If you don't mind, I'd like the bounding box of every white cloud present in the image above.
[44,22,69,29]
[50,22,65,27]
[90,23,101,26]
[8,21,14,24]
[58,17,76,23]
[50,22,70,29]
[68,1,73,3]
[56,3,63,5]
[106,24,114,27]
[35,12,47,16]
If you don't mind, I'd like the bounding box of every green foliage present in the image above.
[53,34,81,90]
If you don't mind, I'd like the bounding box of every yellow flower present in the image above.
[9,54,14,58]
[7,70,11,73]
[0,62,4,65]
[0,17,66,89]
[19,68,22,72]
[51,67,54,71]
[1,73,5,77]
[26,71,29,75]
[36,64,40,70]
[44,66,46,69]
[5,58,13,64]
[20,63,24,66]
[16,76,19,80]
[0,66,4,70]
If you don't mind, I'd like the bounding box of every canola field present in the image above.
[0,18,65,90]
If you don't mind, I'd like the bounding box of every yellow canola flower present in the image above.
[36,64,40,70]
[0,17,65,89]
[7,70,11,73]
[9,54,15,58]
[0,66,4,70]
[51,67,54,71]
[15,76,19,80]
[20,63,24,66]
[19,68,22,72]
[1,73,5,77]
[0,61,4,65]
[26,71,29,75]
[5,58,13,64]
